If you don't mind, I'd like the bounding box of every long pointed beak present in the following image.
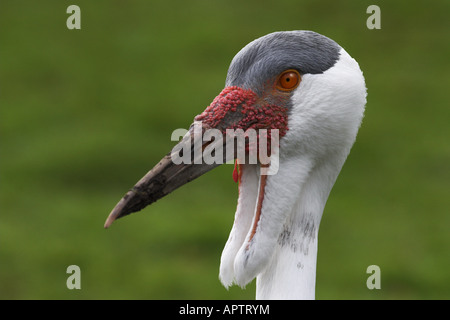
[104,129,221,228]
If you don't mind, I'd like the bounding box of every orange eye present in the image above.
[276,69,301,91]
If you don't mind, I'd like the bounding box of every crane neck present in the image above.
[255,217,319,299]
[255,158,338,299]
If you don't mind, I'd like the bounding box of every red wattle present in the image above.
[232,160,239,183]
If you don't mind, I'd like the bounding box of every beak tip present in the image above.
[104,189,143,229]
[104,212,117,229]
[103,219,112,229]
[104,197,128,229]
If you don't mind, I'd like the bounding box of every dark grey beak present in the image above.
[104,126,225,228]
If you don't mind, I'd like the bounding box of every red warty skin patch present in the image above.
[194,86,289,156]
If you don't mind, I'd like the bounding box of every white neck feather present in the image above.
[255,157,342,299]
[256,234,318,299]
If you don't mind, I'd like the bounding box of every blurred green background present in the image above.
[1,0,449,299]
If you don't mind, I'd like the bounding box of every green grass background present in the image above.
[1,0,449,299]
